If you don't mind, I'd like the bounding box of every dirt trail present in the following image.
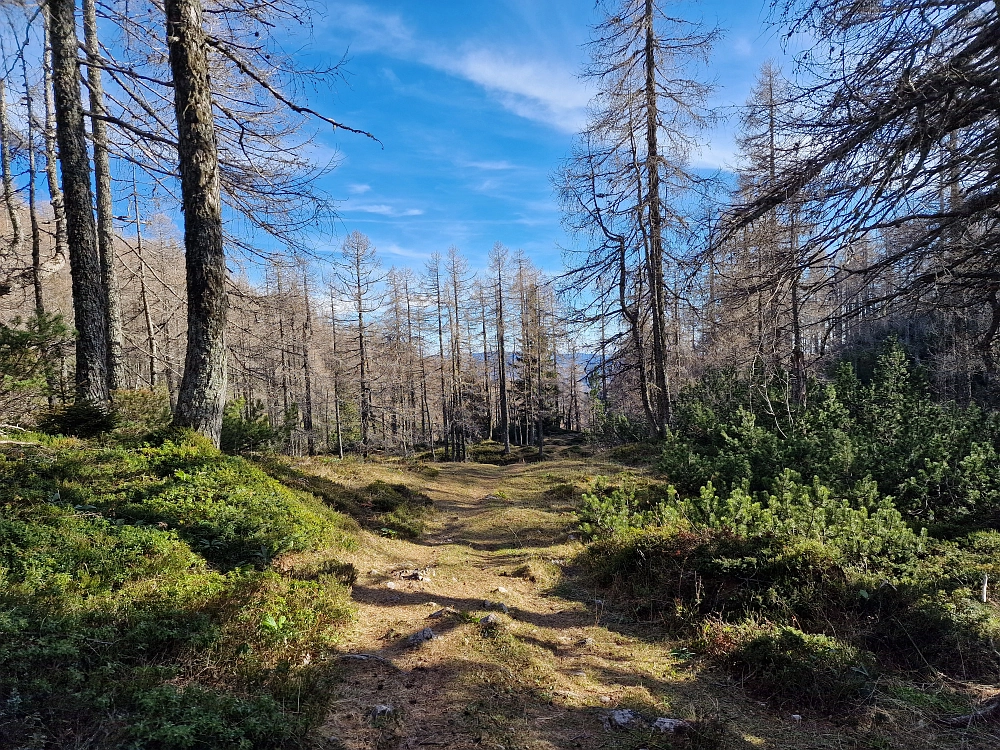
[301,456,860,750]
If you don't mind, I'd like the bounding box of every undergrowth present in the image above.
[579,343,1000,715]
[260,458,434,539]
[0,431,358,748]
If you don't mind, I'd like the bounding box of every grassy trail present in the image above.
[287,453,897,750]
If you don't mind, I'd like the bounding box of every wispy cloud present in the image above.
[324,3,414,53]
[348,203,424,217]
[324,2,591,133]
[348,183,372,194]
[440,49,591,133]
[732,37,754,57]
[463,159,517,171]
[381,242,431,260]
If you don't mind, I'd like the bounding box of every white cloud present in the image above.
[322,3,414,54]
[733,37,754,57]
[348,203,424,217]
[348,183,372,194]
[382,242,431,260]
[690,138,738,171]
[324,2,592,134]
[464,160,517,171]
[442,49,592,133]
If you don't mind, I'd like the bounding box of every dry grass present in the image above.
[275,452,1000,750]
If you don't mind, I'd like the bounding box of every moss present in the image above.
[0,437,357,748]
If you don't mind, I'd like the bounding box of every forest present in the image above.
[1,0,1000,748]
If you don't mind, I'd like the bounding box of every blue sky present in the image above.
[301,0,793,273]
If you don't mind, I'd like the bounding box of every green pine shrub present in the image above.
[579,342,1000,707]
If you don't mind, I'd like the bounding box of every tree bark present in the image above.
[133,186,158,387]
[0,77,23,266]
[496,264,510,455]
[49,0,110,404]
[167,0,228,445]
[643,0,670,435]
[83,0,126,394]
[22,58,45,317]
[42,11,68,271]
[300,265,315,456]
[328,293,344,459]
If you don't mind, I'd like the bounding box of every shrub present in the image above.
[0,437,357,748]
[111,387,172,438]
[0,313,70,422]
[364,480,433,538]
[221,398,277,454]
[658,341,1000,526]
[468,440,506,464]
[125,685,306,749]
[37,400,119,438]
[730,626,876,709]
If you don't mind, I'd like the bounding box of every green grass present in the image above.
[0,432,357,748]
[260,458,434,539]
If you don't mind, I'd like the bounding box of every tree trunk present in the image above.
[643,0,670,436]
[0,77,23,266]
[300,266,315,456]
[480,289,494,441]
[167,0,228,445]
[356,277,370,454]
[133,185,158,387]
[328,297,344,459]
[430,261,450,459]
[42,12,69,271]
[49,0,110,404]
[789,210,806,405]
[23,58,45,317]
[536,291,544,458]
[496,265,510,455]
[83,0,126,393]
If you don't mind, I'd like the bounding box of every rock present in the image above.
[652,717,690,733]
[371,704,394,719]
[481,613,501,626]
[570,670,586,677]
[407,627,437,646]
[599,696,612,705]
[791,714,803,723]
[602,708,642,730]
[578,637,595,646]
[428,607,458,619]
[483,600,509,614]
[494,586,508,594]
[369,569,380,575]
[385,581,398,590]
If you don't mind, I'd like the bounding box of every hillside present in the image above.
[3,427,1000,748]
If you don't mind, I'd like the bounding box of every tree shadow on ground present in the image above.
[321,626,765,750]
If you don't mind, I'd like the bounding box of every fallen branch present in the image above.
[938,698,1000,727]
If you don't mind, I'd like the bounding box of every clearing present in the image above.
[282,448,993,750]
